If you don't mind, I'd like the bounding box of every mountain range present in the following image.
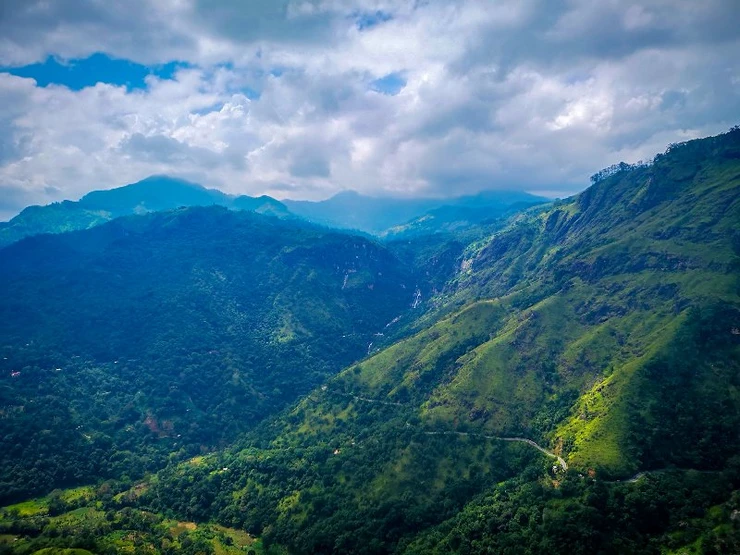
[0,128,738,554]
[0,177,546,248]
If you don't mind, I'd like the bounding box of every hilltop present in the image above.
[0,176,290,248]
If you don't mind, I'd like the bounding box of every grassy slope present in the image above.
[305,129,740,478]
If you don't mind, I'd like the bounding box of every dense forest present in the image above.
[0,208,436,504]
[0,129,739,554]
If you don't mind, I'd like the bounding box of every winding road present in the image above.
[422,430,568,471]
[325,389,567,471]
[329,390,404,406]
[315,388,721,484]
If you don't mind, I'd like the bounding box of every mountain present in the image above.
[0,176,290,248]
[125,129,738,553]
[75,175,231,215]
[382,191,549,239]
[0,178,545,249]
[0,207,423,504]
[283,190,547,235]
[0,129,738,555]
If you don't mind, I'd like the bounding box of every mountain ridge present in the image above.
[1,178,549,248]
[0,176,291,248]
[0,129,738,554]
[284,189,547,235]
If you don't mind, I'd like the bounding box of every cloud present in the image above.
[0,0,738,217]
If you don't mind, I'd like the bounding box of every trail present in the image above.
[323,390,566,470]
[329,390,404,407]
[422,430,567,471]
[310,389,718,484]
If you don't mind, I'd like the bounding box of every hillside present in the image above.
[0,207,423,504]
[123,129,740,553]
[0,176,290,248]
[1,129,738,555]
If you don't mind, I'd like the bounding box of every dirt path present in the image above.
[422,430,568,471]
[323,388,567,471]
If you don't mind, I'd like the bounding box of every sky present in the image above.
[0,0,739,219]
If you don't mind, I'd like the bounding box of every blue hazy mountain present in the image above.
[284,189,547,235]
[0,176,290,248]
[0,179,547,247]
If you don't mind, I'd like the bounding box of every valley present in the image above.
[1,128,739,554]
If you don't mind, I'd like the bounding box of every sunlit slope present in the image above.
[317,129,740,477]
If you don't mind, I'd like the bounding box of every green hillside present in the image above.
[121,129,740,553]
[1,129,739,554]
[0,207,423,505]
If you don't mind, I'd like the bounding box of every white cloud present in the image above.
[0,0,738,216]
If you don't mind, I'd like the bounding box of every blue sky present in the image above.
[0,0,738,219]
[370,73,406,95]
[2,54,186,91]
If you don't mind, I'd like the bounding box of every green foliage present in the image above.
[404,469,740,554]
[1,128,739,553]
[0,482,279,555]
[134,128,739,553]
[0,207,422,503]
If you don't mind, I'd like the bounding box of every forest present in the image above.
[0,128,739,554]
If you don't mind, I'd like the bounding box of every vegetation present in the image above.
[0,176,291,249]
[0,207,425,504]
[1,128,739,553]
[0,481,283,555]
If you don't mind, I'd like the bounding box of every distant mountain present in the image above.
[0,176,290,248]
[76,175,231,215]
[384,191,548,238]
[0,207,421,503]
[0,177,547,249]
[283,190,547,235]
